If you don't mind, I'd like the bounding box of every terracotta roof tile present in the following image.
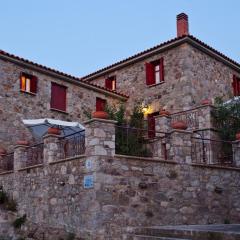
[81,35,240,80]
[0,49,128,99]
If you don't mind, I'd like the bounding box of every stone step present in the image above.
[133,235,191,240]
[133,225,240,240]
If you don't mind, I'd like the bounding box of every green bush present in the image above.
[12,214,27,229]
[0,190,7,204]
[213,97,240,141]
[5,198,17,212]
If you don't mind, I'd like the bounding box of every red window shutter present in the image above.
[51,83,67,111]
[30,76,38,93]
[237,77,240,96]
[147,114,156,138]
[145,62,155,85]
[105,78,112,89]
[232,75,237,96]
[96,98,106,111]
[160,57,164,82]
[20,73,23,90]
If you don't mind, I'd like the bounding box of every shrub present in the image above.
[0,189,8,204]
[213,97,240,141]
[5,198,17,212]
[12,214,27,229]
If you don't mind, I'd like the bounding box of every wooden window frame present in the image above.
[50,82,67,112]
[146,58,164,86]
[20,72,38,95]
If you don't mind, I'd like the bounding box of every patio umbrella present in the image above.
[22,118,85,139]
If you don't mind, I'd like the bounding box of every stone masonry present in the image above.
[0,119,239,239]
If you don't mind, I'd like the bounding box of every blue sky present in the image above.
[0,1,239,77]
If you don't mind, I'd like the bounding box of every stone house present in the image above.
[82,13,240,133]
[0,49,128,150]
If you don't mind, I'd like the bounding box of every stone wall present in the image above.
[0,58,122,151]
[0,119,240,239]
[88,43,239,115]
[1,155,240,239]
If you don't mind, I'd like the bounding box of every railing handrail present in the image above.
[59,130,85,139]
[192,137,233,144]
[115,125,168,135]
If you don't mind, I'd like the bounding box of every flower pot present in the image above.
[92,111,109,119]
[47,127,61,135]
[171,121,187,130]
[0,147,7,155]
[201,99,212,105]
[160,109,170,116]
[236,132,240,141]
[16,140,29,146]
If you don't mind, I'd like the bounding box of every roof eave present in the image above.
[0,53,128,101]
[82,37,188,81]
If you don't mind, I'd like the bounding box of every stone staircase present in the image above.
[127,225,240,240]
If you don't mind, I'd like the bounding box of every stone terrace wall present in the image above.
[0,118,240,239]
[0,58,121,151]
[1,156,239,239]
[0,157,102,239]
[96,156,240,238]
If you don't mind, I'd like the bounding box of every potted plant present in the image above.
[159,109,170,116]
[92,111,109,119]
[47,127,61,135]
[171,120,187,130]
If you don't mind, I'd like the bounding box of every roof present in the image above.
[81,34,240,81]
[0,49,128,100]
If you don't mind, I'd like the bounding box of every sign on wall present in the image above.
[83,175,94,189]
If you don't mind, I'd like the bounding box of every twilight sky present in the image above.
[0,0,239,77]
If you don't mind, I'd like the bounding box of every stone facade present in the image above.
[0,57,125,151]
[86,42,240,116]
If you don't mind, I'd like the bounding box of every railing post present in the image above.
[84,118,117,157]
[43,134,61,164]
[169,130,192,163]
[155,114,171,133]
[233,140,240,167]
[14,144,28,171]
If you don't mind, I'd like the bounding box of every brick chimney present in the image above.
[177,13,189,37]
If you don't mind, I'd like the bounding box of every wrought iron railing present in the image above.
[58,131,85,159]
[191,137,233,166]
[26,143,44,167]
[115,125,169,159]
[171,109,200,130]
[0,153,14,171]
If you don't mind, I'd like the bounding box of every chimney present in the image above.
[177,13,189,37]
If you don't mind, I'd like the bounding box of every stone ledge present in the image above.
[18,163,44,171]
[84,118,117,125]
[191,163,240,172]
[0,170,14,175]
[115,154,178,164]
[49,155,86,165]
[170,129,193,134]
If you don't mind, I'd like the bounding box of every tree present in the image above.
[213,97,240,141]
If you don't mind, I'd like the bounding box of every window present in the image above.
[51,82,67,112]
[105,76,116,91]
[145,58,164,86]
[232,75,240,96]
[20,73,37,94]
[96,97,106,111]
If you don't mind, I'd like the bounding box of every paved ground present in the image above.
[150,224,240,234]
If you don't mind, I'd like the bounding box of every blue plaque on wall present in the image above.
[84,175,94,189]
